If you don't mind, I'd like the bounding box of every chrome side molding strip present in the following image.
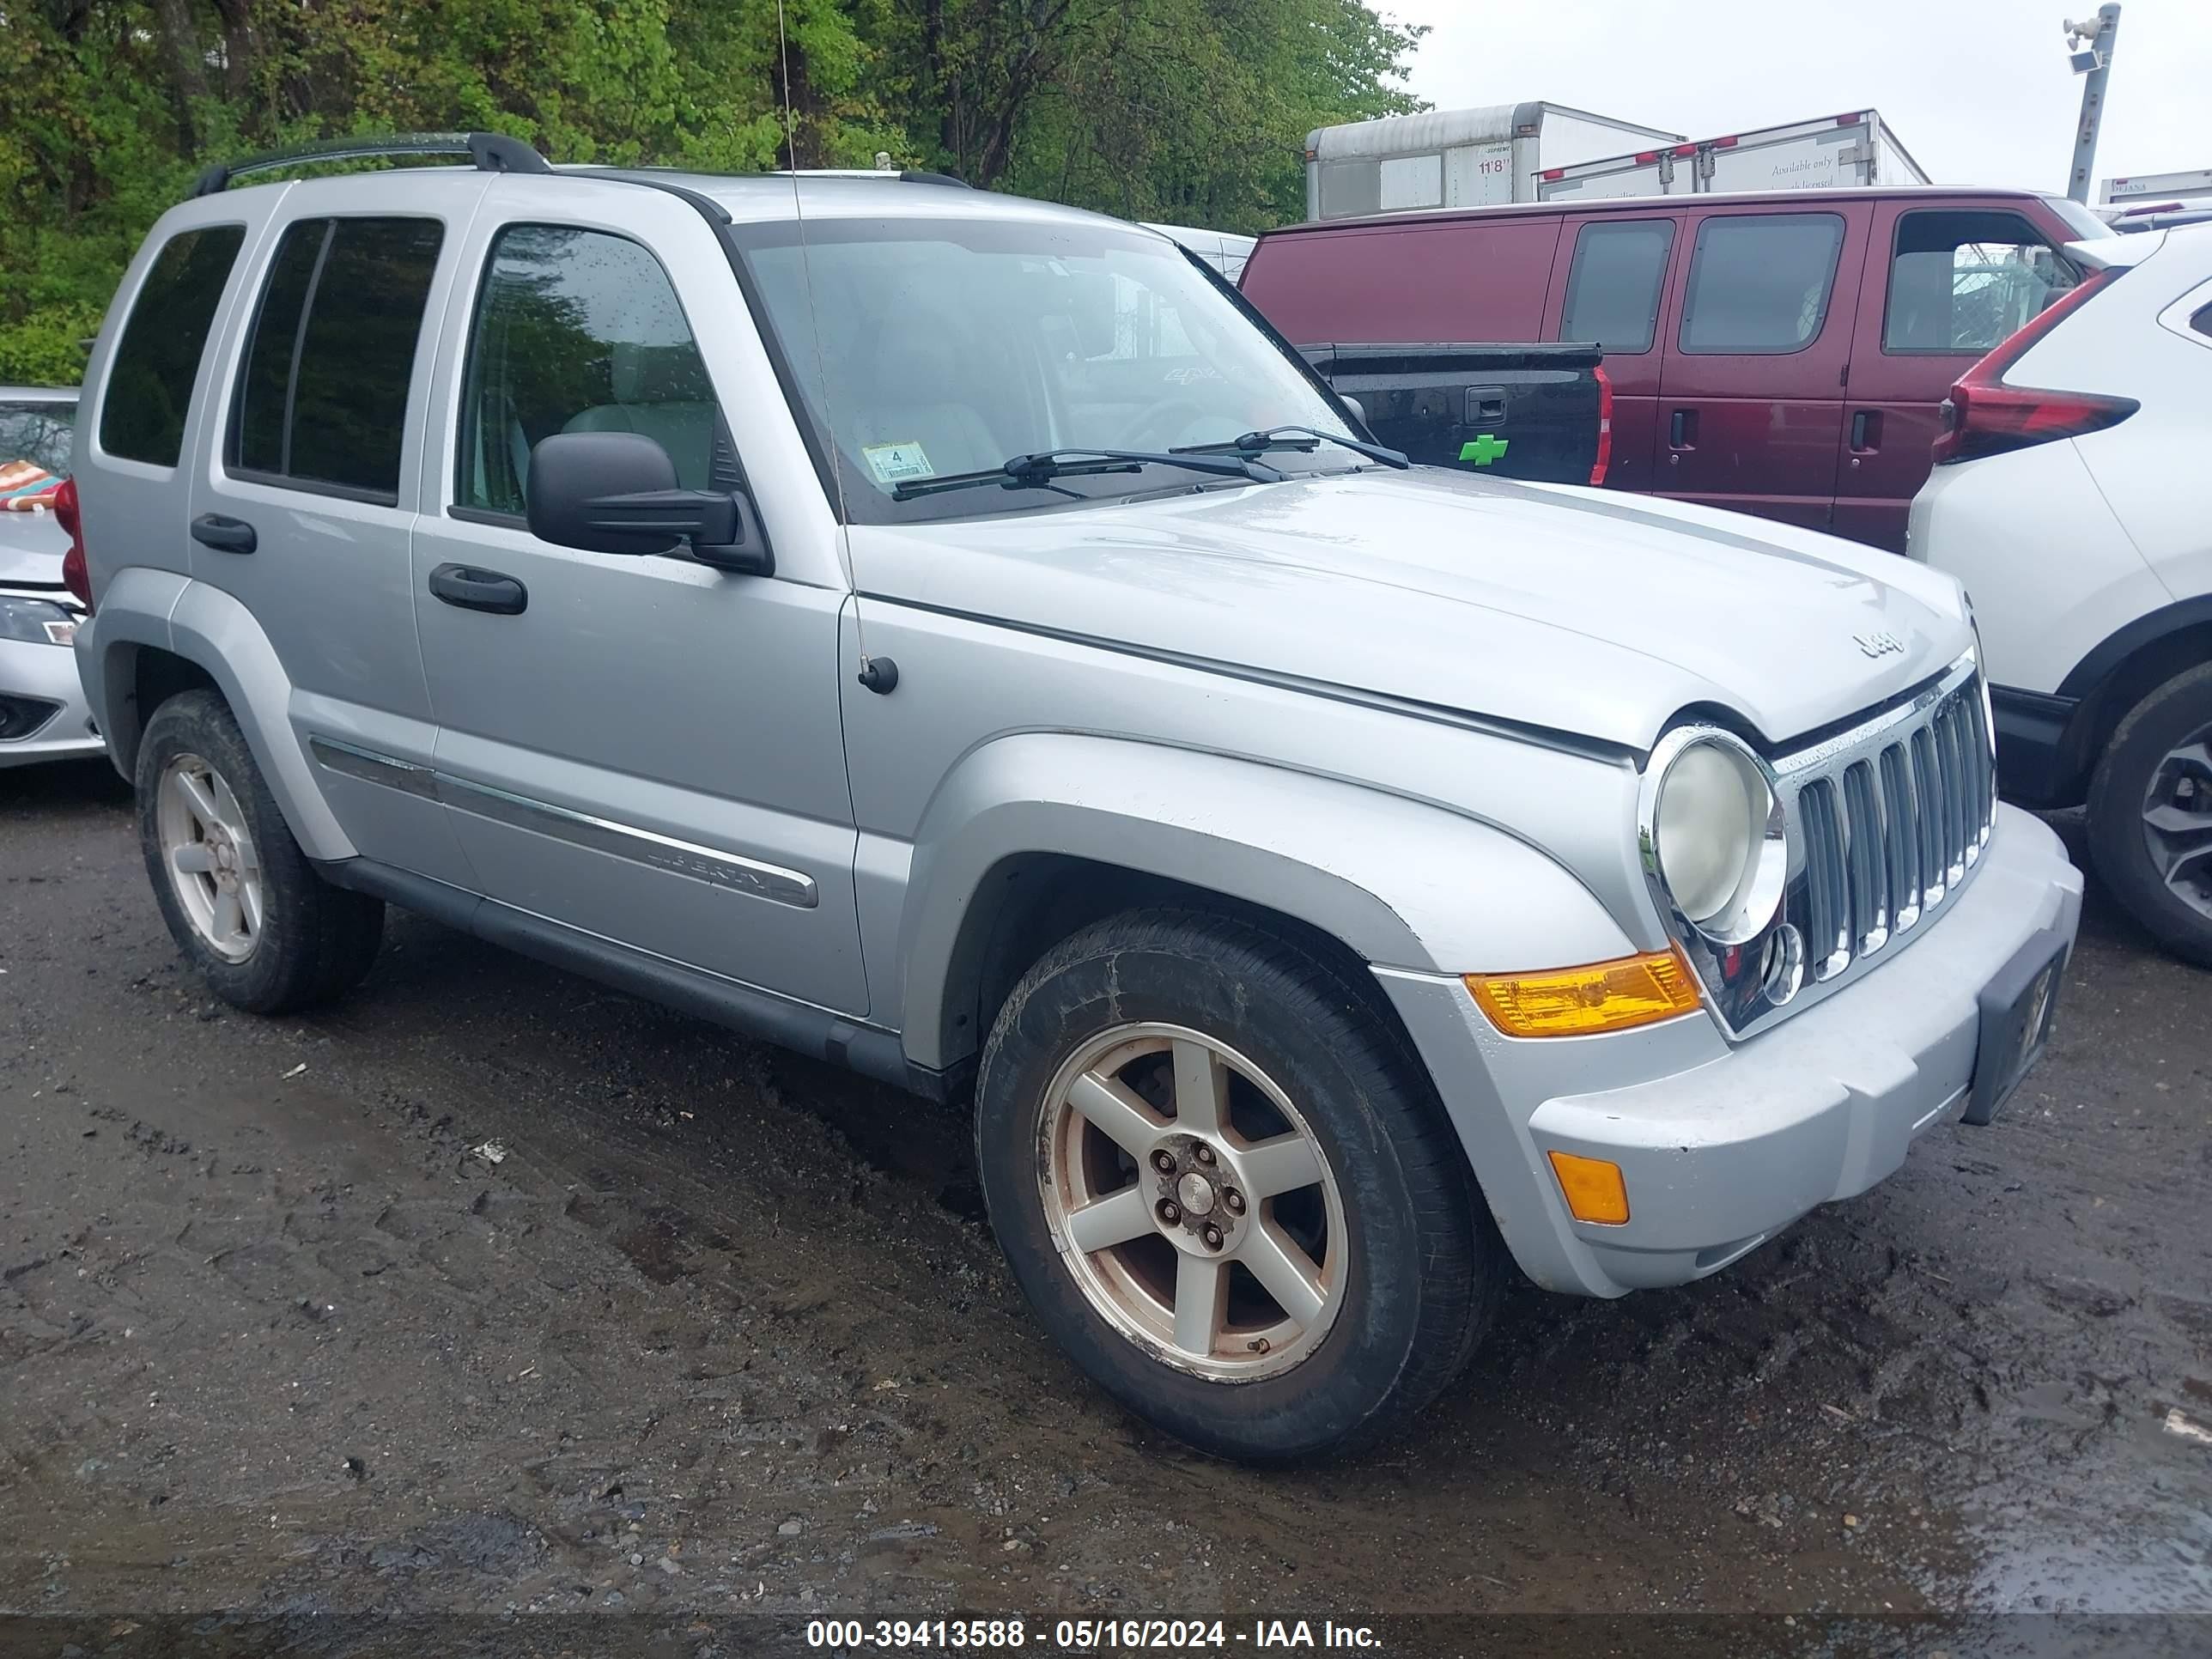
[308,737,819,909]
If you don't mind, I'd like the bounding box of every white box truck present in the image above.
[2101,166,2212,208]
[2100,166,2212,229]
[1304,102,1681,222]
[1534,110,1929,201]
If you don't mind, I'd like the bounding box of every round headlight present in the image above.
[1654,738,1773,933]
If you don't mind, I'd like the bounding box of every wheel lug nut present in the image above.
[1194,1144,1215,1166]
[1201,1225,1224,1250]
[1158,1200,1181,1225]
[1151,1150,1177,1175]
[1224,1189,1245,1214]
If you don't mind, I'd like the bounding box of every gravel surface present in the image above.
[2,761,2207,1651]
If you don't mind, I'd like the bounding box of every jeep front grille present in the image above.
[1788,663,1995,983]
[1645,653,1998,1041]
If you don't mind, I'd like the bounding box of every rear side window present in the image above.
[2195,303,2212,342]
[455,225,726,518]
[230,216,444,501]
[99,225,246,466]
[1678,212,1844,356]
[1884,210,2076,354]
[1559,219,1675,355]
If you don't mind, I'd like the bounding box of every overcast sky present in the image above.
[1385,0,2206,199]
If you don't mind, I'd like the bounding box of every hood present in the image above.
[850,468,1971,753]
[0,507,67,591]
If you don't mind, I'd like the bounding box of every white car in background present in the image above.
[0,386,100,766]
[1911,226,2212,963]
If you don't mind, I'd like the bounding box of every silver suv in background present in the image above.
[69,136,2082,1462]
[1,386,101,764]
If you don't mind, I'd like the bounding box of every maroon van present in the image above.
[1239,186,2116,551]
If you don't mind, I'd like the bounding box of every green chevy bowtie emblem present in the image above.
[1460,434,1510,466]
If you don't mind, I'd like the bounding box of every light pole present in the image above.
[2063,5,2122,204]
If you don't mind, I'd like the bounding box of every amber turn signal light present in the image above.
[1464,949,1701,1037]
[1547,1151,1631,1225]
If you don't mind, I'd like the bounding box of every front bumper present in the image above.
[0,633,102,768]
[1378,805,2083,1298]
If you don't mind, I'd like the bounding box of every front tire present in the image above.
[974,908,1496,1462]
[136,690,384,1013]
[2086,663,2212,968]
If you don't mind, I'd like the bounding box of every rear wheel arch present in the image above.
[101,642,218,779]
[2055,599,2212,803]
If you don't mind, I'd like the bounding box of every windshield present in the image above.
[2043,196,2119,242]
[734,216,1356,521]
[0,399,76,476]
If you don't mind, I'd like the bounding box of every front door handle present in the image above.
[1668,410,1697,449]
[190,513,257,555]
[1849,410,1881,453]
[428,562,527,616]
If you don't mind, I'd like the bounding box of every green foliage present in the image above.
[0,0,1422,385]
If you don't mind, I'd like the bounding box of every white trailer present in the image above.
[1535,110,1929,202]
[2100,167,2212,210]
[1304,102,1681,222]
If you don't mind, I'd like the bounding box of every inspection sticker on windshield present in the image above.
[864,441,935,485]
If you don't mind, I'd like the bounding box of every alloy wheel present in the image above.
[2140,730,2212,923]
[1037,1023,1346,1381]
[156,752,264,963]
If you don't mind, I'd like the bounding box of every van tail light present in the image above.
[55,476,92,613]
[1589,365,1614,487]
[1932,270,2136,465]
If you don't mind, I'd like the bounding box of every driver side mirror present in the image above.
[1337,392,1368,433]
[526,431,772,575]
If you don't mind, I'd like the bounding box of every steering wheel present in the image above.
[1125,398,1212,453]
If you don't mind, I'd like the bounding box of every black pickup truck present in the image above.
[1297,343,1609,487]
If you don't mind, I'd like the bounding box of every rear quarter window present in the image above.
[1559,219,1676,355]
[99,225,246,466]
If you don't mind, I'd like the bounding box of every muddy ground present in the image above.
[2,761,2208,1655]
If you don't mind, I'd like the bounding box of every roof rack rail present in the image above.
[769,167,970,189]
[190,131,550,198]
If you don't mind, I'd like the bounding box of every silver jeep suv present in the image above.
[69,135,2082,1461]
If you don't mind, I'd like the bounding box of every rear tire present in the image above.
[974,907,1497,1462]
[136,690,384,1012]
[2086,663,2212,969]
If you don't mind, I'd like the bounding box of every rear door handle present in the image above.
[428,562,527,616]
[1850,410,1881,453]
[1668,410,1696,449]
[190,514,257,555]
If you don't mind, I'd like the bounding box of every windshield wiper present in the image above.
[890,447,1283,502]
[1173,425,1410,469]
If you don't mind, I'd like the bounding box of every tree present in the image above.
[0,0,1425,385]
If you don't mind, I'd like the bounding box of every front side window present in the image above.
[1678,212,1844,356]
[455,225,726,518]
[1559,219,1675,355]
[736,216,1355,523]
[1884,210,2078,354]
[100,225,246,466]
[230,216,444,501]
